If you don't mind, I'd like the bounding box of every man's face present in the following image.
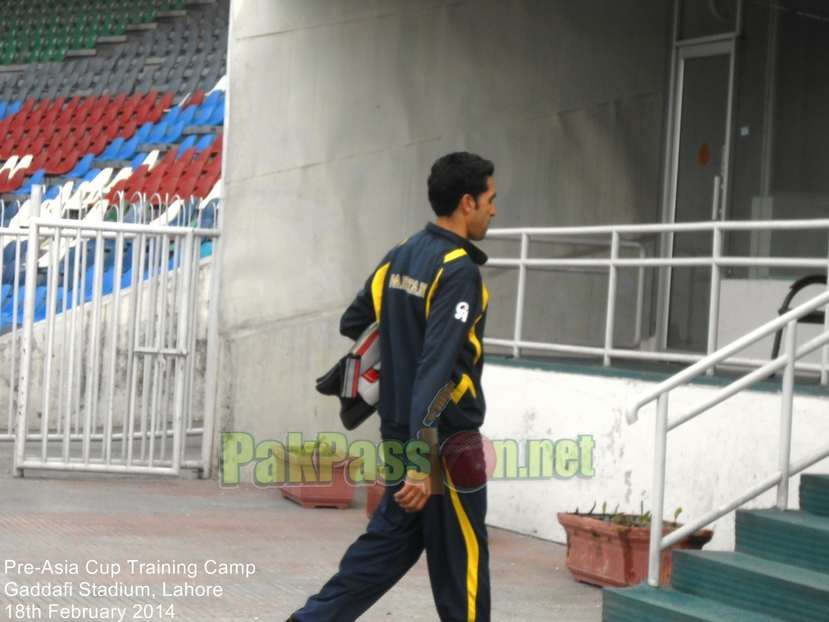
[466,176,497,241]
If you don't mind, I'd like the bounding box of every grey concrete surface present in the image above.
[0,475,603,621]
[218,0,672,455]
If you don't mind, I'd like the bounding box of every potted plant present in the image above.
[278,442,355,510]
[557,503,713,587]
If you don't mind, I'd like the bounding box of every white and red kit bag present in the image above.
[315,322,380,430]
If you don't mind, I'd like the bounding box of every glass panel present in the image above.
[667,53,731,351]
[727,0,829,278]
[679,0,739,40]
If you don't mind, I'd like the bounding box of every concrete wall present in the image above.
[481,361,829,550]
[219,0,672,445]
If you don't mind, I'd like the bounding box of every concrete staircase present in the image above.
[602,474,829,621]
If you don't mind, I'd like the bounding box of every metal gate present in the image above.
[5,188,220,476]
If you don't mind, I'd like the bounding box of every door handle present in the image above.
[711,175,722,221]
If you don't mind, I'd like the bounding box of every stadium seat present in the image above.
[195,134,215,152]
[97,138,125,162]
[17,169,46,195]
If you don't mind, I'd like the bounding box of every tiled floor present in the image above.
[0,476,603,621]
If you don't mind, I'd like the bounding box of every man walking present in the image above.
[289,152,497,622]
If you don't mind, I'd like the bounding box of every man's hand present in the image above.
[394,469,432,512]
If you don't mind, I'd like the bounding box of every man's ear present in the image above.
[460,193,475,214]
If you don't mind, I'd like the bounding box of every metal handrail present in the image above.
[627,287,829,586]
[482,220,829,385]
[484,230,648,354]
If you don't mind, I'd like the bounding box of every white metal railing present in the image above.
[482,220,829,385]
[2,186,220,476]
[625,287,829,586]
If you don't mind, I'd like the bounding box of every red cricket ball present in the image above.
[441,431,497,492]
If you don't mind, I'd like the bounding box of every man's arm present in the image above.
[409,262,480,439]
[340,286,375,340]
[340,253,392,340]
[394,263,479,512]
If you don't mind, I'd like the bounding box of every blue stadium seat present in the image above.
[1,285,48,328]
[115,136,141,161]
[1,201,20,225]
[66,154,95,178]
[162,120,186,144]
[18,170,46,195]
[135,122,154,144]
[178,105,197,126]
[97,138,125,161]
[44,185,62,200]
[128,153,147,169]
[177,135,197,155]
[162,105,182,125]
[191,103,215,125]
[207,99,224,125]
[201,90,222,110]
[1,241,25,284]
[195,134,215,152]
[32,286,65,322]
[79,169,102,185]
[146,120,170,143]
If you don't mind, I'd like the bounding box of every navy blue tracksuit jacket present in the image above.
[341,222,489,442]
[292,223,492,622]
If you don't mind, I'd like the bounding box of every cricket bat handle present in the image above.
[420,426,444,495]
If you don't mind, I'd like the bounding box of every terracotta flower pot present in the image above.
[557,512,713,587]
[279,452,355,510]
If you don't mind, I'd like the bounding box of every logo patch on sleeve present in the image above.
[455,302,469,322]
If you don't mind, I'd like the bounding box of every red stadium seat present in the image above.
[87,107,104,126]
[74,133,92,155]
[116,120,138,140]
[89,134,108,156]
[24,152,48,175]
[0,169,12,191]
[102,123,119,142]
[55,125,72,143]
[48,97,66,113]
[102,106,120,127]
[92,94,111,111]
[48,152,80,176]
[187,91,205,108]
[27,135,45,157]
[158,92,174,109]
[111,93,127,110]
[173,173,199,200]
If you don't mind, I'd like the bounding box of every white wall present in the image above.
[718,278,827,364]
[481,361,829,550]
[219,0,672,447]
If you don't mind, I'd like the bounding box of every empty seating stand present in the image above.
[0,2,226,332]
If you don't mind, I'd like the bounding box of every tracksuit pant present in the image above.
[289,477,490,622]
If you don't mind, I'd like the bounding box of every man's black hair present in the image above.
[427,152,495,217]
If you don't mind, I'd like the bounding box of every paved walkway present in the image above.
[0,474,603,621]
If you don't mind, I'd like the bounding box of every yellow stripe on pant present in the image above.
[444,459,479,622]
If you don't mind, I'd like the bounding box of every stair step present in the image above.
[801,474,829,518]
[603,583,785,622]
[671,550,829,621]
[736,509,829,573]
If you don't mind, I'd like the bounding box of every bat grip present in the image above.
[420,427,444,495]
